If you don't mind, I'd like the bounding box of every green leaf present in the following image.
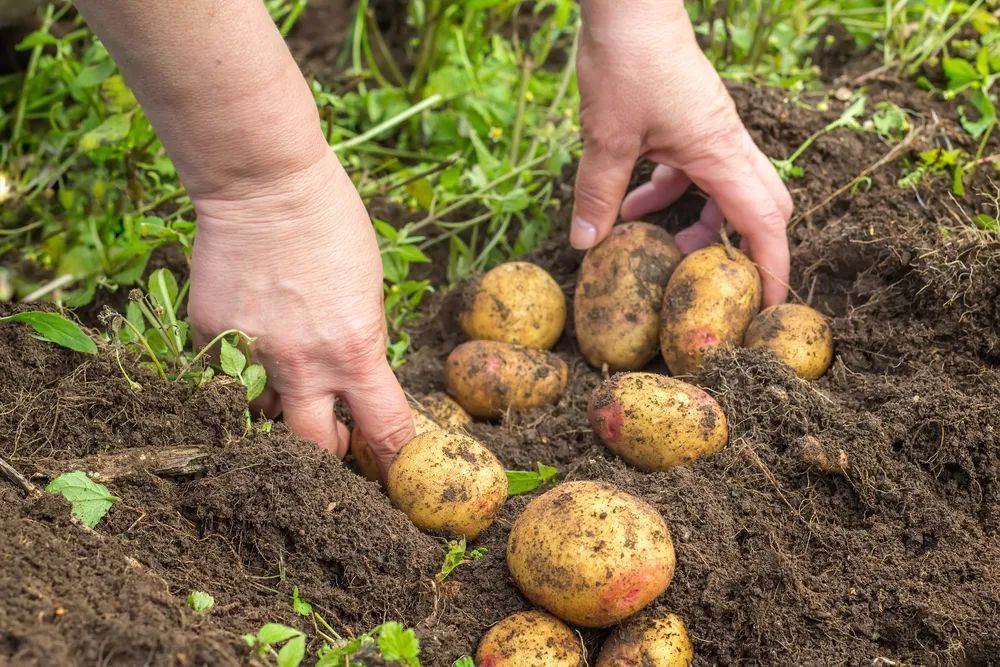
[943,57,980,90]
[276,634,305,667]
[0,312,97,355]
[256,623,303,647]
[291,586,312,617]
[377,622,420,666]
[974,214,998,231]
[959,89,997,139]
[219,339,247,378]
[186,591,214,612]
[453,657,475,667]
[80,114,132,152]
[70,60,117,91]
[243,364,267,402]
[147,268,179,316]
[506,462,558,495]
[45,471,119,528]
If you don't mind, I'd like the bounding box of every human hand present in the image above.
[188,151,415,471]
[572,1,793,305]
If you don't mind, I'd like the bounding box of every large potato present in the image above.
[475,610,584,667]
[660,245,762,375]
[387,430,506,539]
[575,222,682,371]
[588,373,727,471]
[419,392,473,428]
[744,304,833,379]
[459,262,566,349]
[350,408,439,483]
[445,340,568,418]
[596,611,694,667]
[507,481,675,627]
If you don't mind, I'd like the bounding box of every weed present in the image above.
[437,537,488,583]
[506,462,558,495]
[45,470,118,528]
[186,591,214,613]
[243,623,306,667]
[0,310,96,354]
[291,586,312,617]
[771,95,867,179]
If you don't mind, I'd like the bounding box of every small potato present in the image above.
[419,392,473,428]
[744,304,833,379]
[507,481,675,627]
[475,611,584,667]
[445,340,569,418]
[575,222,682,371]
[460,262,566,349]
[351,409,438,483]
[588,373,727,471]
[660,245,762,375]
[596,611,694,667]
[387,430,506,538]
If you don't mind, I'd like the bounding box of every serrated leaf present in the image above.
[378,622,420,666]
[186,591,214,612]
[276,634,305,667]
[219,339,246,378]
[1,312,97,355]
[256,623,303,647]
[291,586,312,617]
[243,364,266,401]
[46,471,118,528]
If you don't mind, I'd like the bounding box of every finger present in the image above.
[675,198,723,254]
[620,165,691,220]
[747,141,794,221]
[571,141,637,249]
[281,393,349,457]
[341,360,415,473]
[250,387,281,419]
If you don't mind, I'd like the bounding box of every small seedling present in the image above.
[898,148,968,195]
[506,462,558,495]
[437,538,488,583]
[291,586,312,617]
[0,311,97,355]
[46,471,118,528]
[315,621,420,667]
[243,623,306,667]
[871,101,910,141]
[771,95,867,179]
[452,657,475,667]
[186,591,214,613]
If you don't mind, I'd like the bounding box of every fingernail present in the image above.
[570,218,597,250]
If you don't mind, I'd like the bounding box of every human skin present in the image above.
[71,0,790,470]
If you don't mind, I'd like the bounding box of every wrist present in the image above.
[580,0,692,48]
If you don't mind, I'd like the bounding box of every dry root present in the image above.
[798,435,850,474]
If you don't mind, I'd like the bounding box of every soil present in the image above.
[3,8,1000,667]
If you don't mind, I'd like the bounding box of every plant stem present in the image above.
[118,317,168,381]
[509,57,533,165]
[330,94,445,153]
[10,4,55,175]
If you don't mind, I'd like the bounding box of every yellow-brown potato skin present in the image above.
[445,340,569,418]
[507,481,675,628]
[660,245,762,375]
[588,373,728,471]
[575,222,682,371]
[387,430,506,539]
[459,262,566,349]
[596,611,694,667]
[419,392,473,428]
[475,611,584,667]
[744,304,834,379]
[350,409,438,483]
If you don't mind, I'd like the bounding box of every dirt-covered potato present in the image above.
[475,610,584,667]
[459,261,566,349]
[419,392,473,428]
[507,481,675,627]
[660,245,762,375]
[575,222,682,371]
[588,372,727,471]
[596,611,694,667]
[387,430,506,538]
[350,408,439,483]
[744,303,834,379]
[445,340,568,418]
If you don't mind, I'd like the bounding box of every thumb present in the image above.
[342,360,416,473]
[570,140,636,250]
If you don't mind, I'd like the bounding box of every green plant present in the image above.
[506,462,558,495]
[437,538,488,583]
[771,95,867,179]
[0,310,96,354]
[452,657,474,667]
[186,591,215,613]
[315,621,420,667]
[291,586,313,617]
[46,470,118,528]
[243,623,306,667]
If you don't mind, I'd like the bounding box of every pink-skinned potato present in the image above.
[475,610,584,667]
[660,245,761,375]
[596,611,694,667]
[588,372,728,471]
[575,222,682,371]
[507,481,675,627]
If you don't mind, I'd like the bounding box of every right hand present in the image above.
[188,151,415,471]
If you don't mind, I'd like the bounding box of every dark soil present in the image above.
[4,14,1000,667]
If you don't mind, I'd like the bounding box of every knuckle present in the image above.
[581,124,639,161]
[757,207,789,234]
[336,321,388,366]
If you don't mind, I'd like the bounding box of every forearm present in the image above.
[74,0,327,198]
[579,0,690,45]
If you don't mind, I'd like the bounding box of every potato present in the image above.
[596,611,694,667]
[507,481,675,627]
[387,430,506,538]
[350,408,439,483]
[475,610,584,667]
[419,392,473,428]
[445,340,569,418]
[660,245,762,375]
[588,373,727,471]
[743,303,833,379]
[575,222,682,371]
[459,262,566,349]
